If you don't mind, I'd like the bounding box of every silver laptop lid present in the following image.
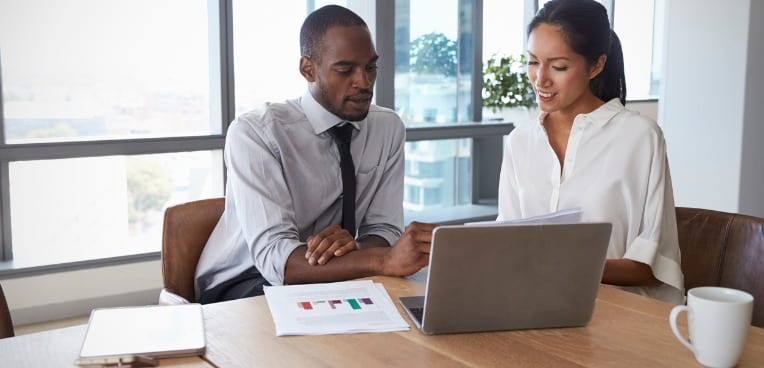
[415,222,611,335]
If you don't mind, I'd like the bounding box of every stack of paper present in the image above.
[264,280,409,336]
[466,207,583,226]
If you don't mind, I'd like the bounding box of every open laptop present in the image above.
[399,222,612,335]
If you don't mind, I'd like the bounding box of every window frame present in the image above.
[0,0,510,277]
[0,0,234,274]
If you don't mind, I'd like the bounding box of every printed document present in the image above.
[466,207,583,226]
[264,280,410,336]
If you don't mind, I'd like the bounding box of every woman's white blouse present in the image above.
[497,98,684,304]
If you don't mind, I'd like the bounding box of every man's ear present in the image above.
[300,56,316,82]
[589,54,607,80]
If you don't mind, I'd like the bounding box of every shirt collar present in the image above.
[581,98,624,127]
[300,90,360,135]
[534,97,624,128]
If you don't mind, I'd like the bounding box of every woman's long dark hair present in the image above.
[528,0,626,104]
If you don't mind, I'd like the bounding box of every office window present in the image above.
[232,1,350,114]
[232,1,308,115]
[423,187,443,206]
[613,0,664,99]
[395,0,472,124]
[8,151,222,267]
[0,0,225,266]
[403,139,471,211]
[0,0,216,143]
[404,185,421,205]
[0,0,507,271]
[395,0,479,213]
[482,0,534,125]
[483,0,525,62]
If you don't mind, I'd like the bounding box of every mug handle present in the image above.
[669,305,695,353]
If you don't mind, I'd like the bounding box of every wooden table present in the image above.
[1,274,763,367]
[201,274,764,368]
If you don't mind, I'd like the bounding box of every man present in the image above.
[194,5,436,304]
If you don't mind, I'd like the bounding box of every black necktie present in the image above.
[329,124,356,236]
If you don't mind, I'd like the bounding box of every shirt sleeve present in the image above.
[225,118,303,286]
[497,133,523,221]
[622,131,684,300]
[357,117,405,245]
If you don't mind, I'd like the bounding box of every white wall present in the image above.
[3,261,163,325]
[660,0,764,217]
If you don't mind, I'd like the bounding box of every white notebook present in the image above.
[76,303,206,366]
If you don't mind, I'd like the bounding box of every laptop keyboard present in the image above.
[409,307,424,324]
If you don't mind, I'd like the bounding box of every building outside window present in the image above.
[396,0,476,211]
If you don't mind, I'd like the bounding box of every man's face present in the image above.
[301,25,378,122]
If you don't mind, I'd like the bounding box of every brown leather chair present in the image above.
[676,207,764,327]
[0,283,14,338]
[161,198,225,303]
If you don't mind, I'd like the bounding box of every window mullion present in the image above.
[210,0,236,136]
[374,0,395,109]
[0,53,10,261]
[0,136,225,161]
[468,0,483,122]
[0,52,5,146]
[1,160,11,261]
[405,122,513,141]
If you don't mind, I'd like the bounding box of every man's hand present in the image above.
[381,221,437,276]
[284,222,437,285]
[305,224,357,265]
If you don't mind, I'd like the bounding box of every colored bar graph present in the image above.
[297,301,313,310]
[347,299,361,310]
[329,300,342,309]
[298,298,373,311]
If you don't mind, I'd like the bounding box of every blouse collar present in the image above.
[535,98,624,128]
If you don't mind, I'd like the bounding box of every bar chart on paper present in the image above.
[296,298,375,311]
[264,280,410,335]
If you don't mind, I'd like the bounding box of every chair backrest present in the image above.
[0,283,14,338]
[161,198,225,303]
[675,207,764,327]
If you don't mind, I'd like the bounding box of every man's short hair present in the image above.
[300,5,368,64]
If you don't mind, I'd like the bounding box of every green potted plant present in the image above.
[482,54,536,123]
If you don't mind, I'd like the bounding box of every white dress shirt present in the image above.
[195,91,405,296]
[497,98,684,304]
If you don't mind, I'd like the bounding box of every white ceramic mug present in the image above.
[670,287,754,368]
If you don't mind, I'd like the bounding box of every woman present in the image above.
[497,0,684,304]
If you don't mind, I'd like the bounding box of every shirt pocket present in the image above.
[357,163,380,178]
[356,154,381,175]
[355,165,381,210]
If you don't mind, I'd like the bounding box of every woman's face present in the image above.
[526,23,603,116]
